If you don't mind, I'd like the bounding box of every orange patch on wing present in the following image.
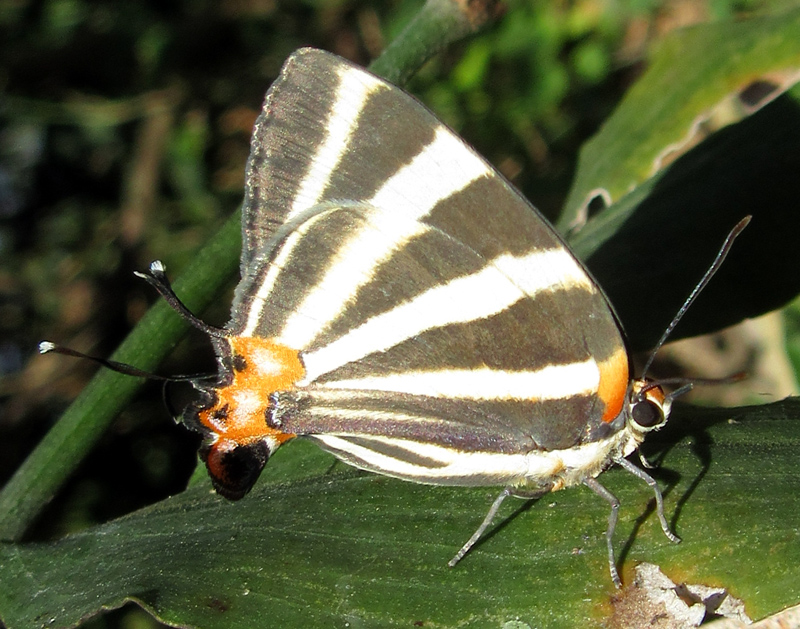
[199,336,305,444]
[596,348,629,423]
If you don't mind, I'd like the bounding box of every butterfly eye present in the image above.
[630,398,666,429]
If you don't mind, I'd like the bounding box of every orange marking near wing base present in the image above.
[597,348,629,423]
[199,336,305,444]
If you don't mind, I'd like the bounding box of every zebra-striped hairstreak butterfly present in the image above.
[41,47,747,586]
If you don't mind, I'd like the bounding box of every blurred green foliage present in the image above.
[785,297,800,382]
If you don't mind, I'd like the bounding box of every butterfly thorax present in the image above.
[515,378,670,494]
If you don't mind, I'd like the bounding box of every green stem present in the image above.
[369,0,499,84]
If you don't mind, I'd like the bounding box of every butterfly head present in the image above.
[625,379,671,443]
[182,335,304,500]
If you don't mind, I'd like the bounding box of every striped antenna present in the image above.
[38,260,225,384]
[641,216,751,377]
[37,341,172,380]
[134,261,231,339]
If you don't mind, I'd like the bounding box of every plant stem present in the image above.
[369,0,500,84]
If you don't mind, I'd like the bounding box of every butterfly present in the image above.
[44,47,746,586]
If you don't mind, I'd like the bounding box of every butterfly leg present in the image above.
[637,450,656,469]
[448,487,512,567]
[449,485,551,567]
[616,456,681,544]
[583,477,622,587]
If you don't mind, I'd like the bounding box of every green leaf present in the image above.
[560,8,800,231]
[1,400,799,628]
[572,85,800,352]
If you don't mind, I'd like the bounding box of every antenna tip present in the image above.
[134,260,166,281]
[150,260,166,273]
[38,341,57,354]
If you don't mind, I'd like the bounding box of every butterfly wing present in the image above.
[232,49,630,487]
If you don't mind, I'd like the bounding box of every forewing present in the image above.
[242,47,441,268]
[237,49,629,465]
[243,48,559,273]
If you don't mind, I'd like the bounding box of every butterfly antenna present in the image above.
[38,340,193,382]
[134,260,231,339]
[39,261,230,382]
[38,339,222,384]
[641,216,751,378]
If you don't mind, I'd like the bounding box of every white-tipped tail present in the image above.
[38,341,56,354]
